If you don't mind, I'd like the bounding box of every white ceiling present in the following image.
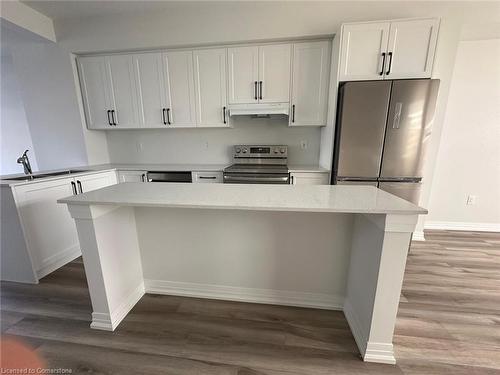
[22,1,193,20]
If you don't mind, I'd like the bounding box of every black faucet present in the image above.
[17,149,33,175]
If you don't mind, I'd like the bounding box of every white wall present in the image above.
[0,52,39,175]
[107,118,320,165]
[426,39,500,230]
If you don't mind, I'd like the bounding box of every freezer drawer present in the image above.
[335,81,391,178]
[380,79,439,179]
[378,181,422,205]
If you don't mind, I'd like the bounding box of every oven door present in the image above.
[223,173,290,184]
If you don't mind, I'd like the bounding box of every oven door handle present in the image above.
[223,174,289,183]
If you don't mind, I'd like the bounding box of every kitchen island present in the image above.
[59,182,426,364]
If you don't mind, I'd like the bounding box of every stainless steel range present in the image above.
[223,145,289,184]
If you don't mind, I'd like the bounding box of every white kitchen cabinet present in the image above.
[290,172,330,185]
[78,56,113,129]
[75,171,118,193]
[385,19,439,79]
[339,22,390,81]
[163,51,197,127]
[134,53,169,128]
[339,18,439,81]
[227,46,259,104]
[14,177,80,278]
[192,171,223,183]
[258,44,291,103]
[290,41,331,126]
[107,54,141,128]
[228,44,290,104]
[118,170,148,183]
[193,48,229,127]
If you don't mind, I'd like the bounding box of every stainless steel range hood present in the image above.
[228,103,289,117]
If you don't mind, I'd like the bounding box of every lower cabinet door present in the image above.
[75,171,118,193]
[290,172,330,185]
[14,177,80,277]
[118,170,147,183]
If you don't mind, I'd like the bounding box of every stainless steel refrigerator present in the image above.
[331,79,440,205]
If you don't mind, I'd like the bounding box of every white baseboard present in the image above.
[36,246,81,280]
[91,282,145,331]
[144,279,343,311]
[424,221,500,233]
[343,300,396,364]
[412,231,426,242]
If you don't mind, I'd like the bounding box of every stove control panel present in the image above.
[233,145,287,159]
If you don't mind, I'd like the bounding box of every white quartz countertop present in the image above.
[58,182,426,215]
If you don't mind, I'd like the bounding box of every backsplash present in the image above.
[106,117,322,165]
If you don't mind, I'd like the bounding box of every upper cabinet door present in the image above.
[290,41,331,126]
[133,53,168,128]
[78,56,113,129]
[258,44,291,103]
[193,48,228,127]
[163,51,196,127]
[339,22,390,81]
[227,46,259,104]
[106,54,140,128]
[385,19,439,79]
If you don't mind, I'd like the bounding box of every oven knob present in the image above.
[242,148,248,153]
[235,147,241,153]
[274,149,279,154]
[280,148,286,154]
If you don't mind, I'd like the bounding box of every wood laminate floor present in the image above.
[1,230,499,374]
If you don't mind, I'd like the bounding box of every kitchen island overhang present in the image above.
[59,183,426,365]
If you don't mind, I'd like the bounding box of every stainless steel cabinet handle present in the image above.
[77,180,83,194]
[291,105,296,123]
[380,53,386,76]
[141,173,146,182]
[259,81,263,100]
[70,181,77,195]
[290,175,294,185]
[386,52,393,75]
[162,108,167,125]
[254,81,258,100]
[223,106,227,124]
[199,176,217,180]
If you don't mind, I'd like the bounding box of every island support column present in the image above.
[343,213,417,364]
[67,204,145,331]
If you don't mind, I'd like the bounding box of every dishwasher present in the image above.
[146,171,192,183]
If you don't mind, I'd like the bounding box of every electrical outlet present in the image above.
[466,195,476,205]
[300,140,308,150]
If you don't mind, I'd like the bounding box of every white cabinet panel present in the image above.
[118,170,147,183]
[14,177,79,276]
[227,46,259,104]
[386,19,439,79]
[290,172,330,185]
[163,51,197,127]
[290,41,331,126]
[76,171,117,193]
[258,44,291,103]
[134,53,168,128]
[192,171,223,183]
[78,56,113,129]
[193,48,228,127]
[107,54,140,128]
[339,22,390,81]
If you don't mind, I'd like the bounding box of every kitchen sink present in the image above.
[5,169,92,181]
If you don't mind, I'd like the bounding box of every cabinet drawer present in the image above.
[192,171,223,183]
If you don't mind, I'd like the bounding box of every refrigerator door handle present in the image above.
[392,102,403,129]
